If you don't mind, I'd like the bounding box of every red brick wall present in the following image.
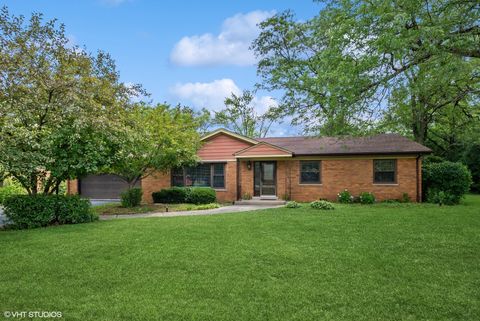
[67,179,79,195]
[287,158,419,202]
[142,161,238,204]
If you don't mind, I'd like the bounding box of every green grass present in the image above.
[93,202,221,215]
[1,196,480,321]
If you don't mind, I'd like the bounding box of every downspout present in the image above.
[236,159,241,201]
[416,154,421,202]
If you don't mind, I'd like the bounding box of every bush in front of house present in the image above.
[152,187,189,204]
[3,195,97,229]
[0,180,26,205]
[423,161,472,205]
[120,187,143,207]
[310,200,335,210]
[186,187,217,205]
[285,201,301,208]
[152,187,216,204]
[337,189,353,203]
[359,192,376,204]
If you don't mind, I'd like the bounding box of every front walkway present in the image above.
[100,204,283,220]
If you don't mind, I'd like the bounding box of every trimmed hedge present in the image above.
[121,187,143,207]
[3,195,97,229]
[310,200,335,210]
[0,181,26,205]
[152,187,216,204]
[423,161,472,205]
[186,187,216,205]
[359,192,376,204]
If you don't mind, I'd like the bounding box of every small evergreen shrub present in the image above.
[337,189,353,203]
[152,187,189,203]
[4,195,97,229]
[359,192,375,204]
[423,161,472,205]
[186,187,217,204]
[120,187,143,207]
[285,201,301,208]
[310,200,335,210]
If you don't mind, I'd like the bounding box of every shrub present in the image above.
[121,187,143,207]
[310,200,335,210]
[186,187,216,204]
[359,192,375,204]
[152,187,189,203]
[423,161,472,205]
[0,179,26,205]
[3,195,97,229]
[401,192,411,203]
[285,201,301,208]
[426,190,457,206]
[337,189,353,203]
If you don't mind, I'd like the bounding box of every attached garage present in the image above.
[79,174,140,199]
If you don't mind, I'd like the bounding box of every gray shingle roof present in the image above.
[257,134,431,155]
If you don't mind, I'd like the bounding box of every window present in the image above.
[172,163,226,189]
[373,159,397,183]
[300,161,321,184]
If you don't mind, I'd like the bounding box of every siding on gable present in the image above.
[236,143,291,157]
[197,133,253,161]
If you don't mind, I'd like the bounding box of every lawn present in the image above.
[1,196,479,321]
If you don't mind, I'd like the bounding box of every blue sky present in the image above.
[3,0,322,135]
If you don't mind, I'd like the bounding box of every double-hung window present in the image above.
[172,163,225,189]
[373,159,397,183]
[300,161,321,184]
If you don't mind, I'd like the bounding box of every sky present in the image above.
[3,0,322,136]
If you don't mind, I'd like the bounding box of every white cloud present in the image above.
[170,78,277,113]
[170,79,241,111]
[170,10,275,66]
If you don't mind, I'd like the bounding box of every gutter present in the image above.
[416,154,421,202]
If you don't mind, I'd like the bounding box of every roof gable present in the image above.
[201,128,258,145]
[235,142,292,158]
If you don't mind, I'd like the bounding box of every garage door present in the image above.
[79,174,140,199]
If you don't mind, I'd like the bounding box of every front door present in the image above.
[254,161,276,197]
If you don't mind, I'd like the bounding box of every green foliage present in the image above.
[337,189,353,204]
[120,188,143,208]
[426,190,457,206]
[186,187,217,205]
[423,161,472,205]
[310,200,335,210]
[401,193,411,203]
[152,187,189,204]
[423,155,445,165]
[464,143,480,193]
[213,90,277,138]
[0,179,26,205]
[3,195,97,229]
[285,201,301,208]
[0,7,145,194]
[252,1,479,140]
[359,192,376,204]
[108,104,202,186]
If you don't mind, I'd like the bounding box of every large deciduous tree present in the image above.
[0,7,145,194]
[108,104,202,187]
[213,90,277,138]
[252,0,480,141]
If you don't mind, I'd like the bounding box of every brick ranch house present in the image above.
[67,128,432,203]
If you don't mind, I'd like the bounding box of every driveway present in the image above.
[101,204,284,220]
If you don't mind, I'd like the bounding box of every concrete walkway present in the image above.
[101,204,283,220]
